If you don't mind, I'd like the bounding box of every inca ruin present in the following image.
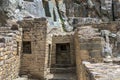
[0,0,120,80]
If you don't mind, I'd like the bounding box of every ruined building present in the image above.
[0,0,120,80]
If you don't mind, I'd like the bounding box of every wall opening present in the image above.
[56,43,71,64]
[0,38,5,43]
[43,1,51,17]
[22,41,31,54]
[11,25,18,30]
[53,9,57,21]
[17,42,19,55]
[48,44,51,68]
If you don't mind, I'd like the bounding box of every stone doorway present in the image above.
[56,43,71,65]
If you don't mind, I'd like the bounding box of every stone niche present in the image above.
[19,18,47,80]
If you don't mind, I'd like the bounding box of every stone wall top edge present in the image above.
[21,17,47,22]
[76,21,120,26]
[53,34,73,37]
[81,21,120,24]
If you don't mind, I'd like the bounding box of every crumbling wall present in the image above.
[76,22,120,57]
[0,26,22,80]
[74,26,105,80]
[83,61,120,80]
[77,26,104,62]
[19,18,47,79]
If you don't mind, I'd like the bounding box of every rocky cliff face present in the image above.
[0,0,73,31]
[0,0,45,20]
[0,0,119,31]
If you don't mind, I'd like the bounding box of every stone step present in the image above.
[50,67,76,73]
[51,64,75,68]
[46,73,77,80]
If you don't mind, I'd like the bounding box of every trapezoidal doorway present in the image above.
[56,43,71,64]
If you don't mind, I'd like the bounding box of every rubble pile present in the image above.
[0,27,22,80]
[83,61,120,80]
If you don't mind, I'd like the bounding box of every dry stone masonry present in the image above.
[19,18,47,80]
[0,26,22,80]
[76,26,104,62]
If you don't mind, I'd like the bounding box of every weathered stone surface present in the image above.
[83,61,120,80]
[0,26,22,80]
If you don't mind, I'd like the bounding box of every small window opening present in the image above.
[23,41,31,54]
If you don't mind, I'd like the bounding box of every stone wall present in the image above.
[79,38,104,62]
[76,26,104,62]
[74,26,104,80]
[0,26,22,80]
[74,29,86,80]
[19,18,47,79]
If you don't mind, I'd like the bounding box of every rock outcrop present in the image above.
[0,0,119,31]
